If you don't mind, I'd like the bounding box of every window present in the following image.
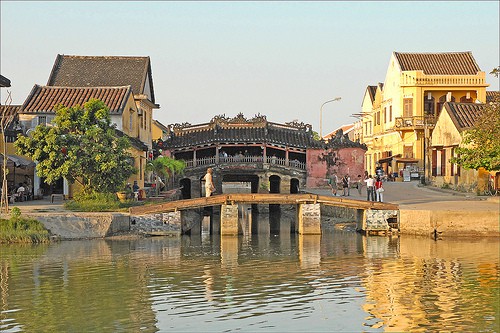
[384,107,388,123]
[38,116,47,126]
[437,95,455,117]
[432,149,445,176]
[389,105,392,122]
[376,111,380,125]
[424,97,435,115]
[403,145,413,158]
[129,112,134,132]
[441,149,446,176]
[403,98,413,117]
[432,150,437,176]
[460,96,473,103]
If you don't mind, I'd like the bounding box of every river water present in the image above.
[1,220,499,332]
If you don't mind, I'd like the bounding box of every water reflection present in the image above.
[0,219,498,332]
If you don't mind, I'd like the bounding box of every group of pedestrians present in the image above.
[363,174,384,202]
[329,174,352,196]
[329,171,385,202]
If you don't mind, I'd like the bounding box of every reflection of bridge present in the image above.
[130,193,399,235]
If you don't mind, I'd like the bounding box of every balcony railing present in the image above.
[400,73,486,87]
[394,116,436,130]
[184,155,306,170]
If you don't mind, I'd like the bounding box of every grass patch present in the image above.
[0,207,50,244]
[64,192,143,212]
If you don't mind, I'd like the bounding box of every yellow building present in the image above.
[361,52,488,180]
[152,119,170,141]
[431,101,499,193]
[18,85,149,197]
[12,54,160,197]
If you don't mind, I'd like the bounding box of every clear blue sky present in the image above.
[1,1,499,135]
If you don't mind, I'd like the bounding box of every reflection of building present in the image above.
[361,52,489,179]
[362,237,500,332]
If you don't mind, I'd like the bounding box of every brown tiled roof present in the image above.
[486,91,500,103]
[0,74,11,87]
[443,102,485,131]
[161,114,322,149]
[164,123,323,149]
[0,105,22,133]
[47,54,156,103]
[21,85,132,114]
[0,104,21,118]
[115,129,148,151]
[367,86,377,102]
[394,52,481,75]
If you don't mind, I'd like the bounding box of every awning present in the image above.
[394,157,419,164]
[0,154,35,168]
[378,154,402,164]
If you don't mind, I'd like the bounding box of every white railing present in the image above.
[184,154,306,170]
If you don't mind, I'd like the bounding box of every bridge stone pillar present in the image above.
[220,204,240,236]
[297,203,321,235]
[359,209,398,233]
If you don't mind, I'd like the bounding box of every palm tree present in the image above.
[146,156,186,195]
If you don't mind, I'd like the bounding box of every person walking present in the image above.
[329,173,339,196]
[375,177,384,202]
[342,175,350,196]
[356,174,363,196]
[203,168,215,197]
[364,175,375,201]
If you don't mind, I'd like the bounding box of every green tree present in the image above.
[146,156,185,194]
[15,99,137,194]
[450,94,500,171]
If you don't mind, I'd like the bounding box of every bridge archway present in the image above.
[290,178,300,194]
[180,178,191,199]
[269,175,281,194]
[222,174,259,194]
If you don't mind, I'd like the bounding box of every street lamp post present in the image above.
[320,97,341,139]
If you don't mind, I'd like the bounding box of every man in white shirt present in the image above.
[364,175,375,201]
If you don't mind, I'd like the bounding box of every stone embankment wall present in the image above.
[27,213,130,240]
[130,213,181,235]
[399,210,500,237]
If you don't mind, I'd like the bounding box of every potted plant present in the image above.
[116,184,133,203]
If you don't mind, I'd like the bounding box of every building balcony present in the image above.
[400,72,487,87]
[183,155,307,171]
[394,116,436,130]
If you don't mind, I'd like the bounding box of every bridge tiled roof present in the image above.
[162,113,322,149]
[162,113,366,150]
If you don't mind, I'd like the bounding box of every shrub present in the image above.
[64,192,141,212]
[0,212,50,244]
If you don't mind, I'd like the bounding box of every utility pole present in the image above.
[1,91,14,214]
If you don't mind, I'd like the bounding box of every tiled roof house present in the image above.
[360,51,489,180]
[15,54,160,195]
[430,101,489,188]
